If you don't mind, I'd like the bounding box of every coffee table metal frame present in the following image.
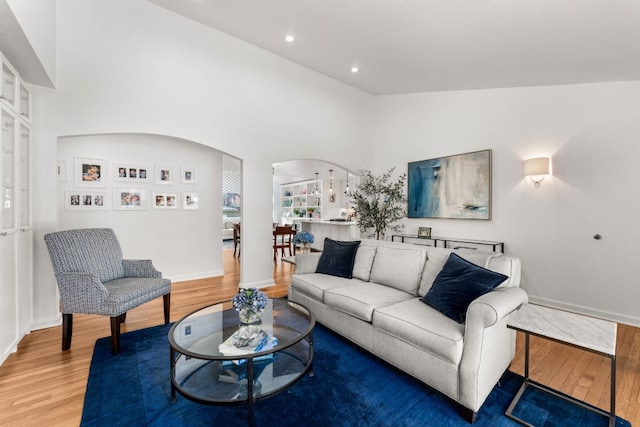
[168,298,315,426]
[506,303,616,427]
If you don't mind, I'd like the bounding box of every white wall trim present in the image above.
[529,295,640,328]
[240,279,275,290]
[30,313,62,331]
[168,270,225,283]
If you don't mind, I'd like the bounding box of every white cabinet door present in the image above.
[0,232,18,361]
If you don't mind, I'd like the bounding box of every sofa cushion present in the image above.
[373,298,465,364]
[421,253,508,323]
[316,238,361,279]
[352,243,377,282]
[290,274,354,302]
[324,282,414,322]
[369,245,426,296]
[418,248,450,296]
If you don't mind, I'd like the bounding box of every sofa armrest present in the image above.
[458,286,528,412]
[123,259,162,278]
[294,252,322,274]
[466,286,529,328]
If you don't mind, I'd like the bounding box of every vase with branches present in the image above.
[346,168,407,240]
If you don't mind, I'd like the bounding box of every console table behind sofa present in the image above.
[391,234,504,253]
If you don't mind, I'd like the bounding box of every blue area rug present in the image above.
[82,322,630,427]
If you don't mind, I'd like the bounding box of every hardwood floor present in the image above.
[0,249,638,426]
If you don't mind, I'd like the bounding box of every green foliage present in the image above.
[347,168,407,240]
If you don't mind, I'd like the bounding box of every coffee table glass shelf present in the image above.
[168,298,315,426]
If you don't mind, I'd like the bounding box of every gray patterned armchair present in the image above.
[44,228,171,355]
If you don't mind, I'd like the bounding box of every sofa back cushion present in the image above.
[351,242,377,282]
[369,245,426,295]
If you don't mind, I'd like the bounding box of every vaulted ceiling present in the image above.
[146,0,640,95]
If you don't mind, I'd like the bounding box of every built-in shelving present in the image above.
[281,180,322,220]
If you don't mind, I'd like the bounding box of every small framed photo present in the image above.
[181,166,196,184]
[182,191,199,210]
[113,188,147,210]
[153,192,178,209]
[75,157,107,187]
[114,163,150,183]
[155,165,175,185]
[65,190,107,210]
[418,227,432,238]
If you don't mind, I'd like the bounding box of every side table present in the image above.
[506,304,617,427]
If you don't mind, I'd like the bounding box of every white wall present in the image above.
[57,134,223,281]
[373,81,640,326]
[29,0,374,328]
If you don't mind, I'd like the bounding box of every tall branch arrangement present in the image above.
[347,168,407,240]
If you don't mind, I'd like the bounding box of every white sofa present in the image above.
[288,239,528,422]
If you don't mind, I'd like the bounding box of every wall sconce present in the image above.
[524,157,550,187]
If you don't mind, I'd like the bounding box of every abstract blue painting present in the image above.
[407,149,491,220]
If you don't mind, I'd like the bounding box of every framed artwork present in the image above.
[181,166,196,184]
[113,188,147,210]
[65,190,107,210]
[418,227,432,238]
[182,191,199,210]
[114,163,150,183]
[407,149,491,220]
[155,165,175,185]
[152,192,178,209]
[74,157,107,187]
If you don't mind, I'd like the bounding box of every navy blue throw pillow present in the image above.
[421,253,508,323]
[316,238,361,279]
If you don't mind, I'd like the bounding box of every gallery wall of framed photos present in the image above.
[56,133,224,282]
[61,156,199,211]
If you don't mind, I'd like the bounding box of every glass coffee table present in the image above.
[168,298,315,426]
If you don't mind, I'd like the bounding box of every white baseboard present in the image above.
[168,270,224,283]
[529,295,640,328]
[240,279,275,289]
[30,313,62,331]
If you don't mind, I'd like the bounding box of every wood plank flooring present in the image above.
[0,249,638,426]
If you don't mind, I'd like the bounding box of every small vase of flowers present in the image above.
[293,231,315,253]
[232,288,268,325]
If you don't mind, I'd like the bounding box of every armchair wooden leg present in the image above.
[62,313,73,351]
[110,316,122,355]
[163,293,171,324]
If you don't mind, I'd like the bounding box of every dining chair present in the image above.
[233,223,241,257]
[273,225,295,262]
[44,228,171,355]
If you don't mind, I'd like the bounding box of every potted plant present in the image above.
[346,168,407,240]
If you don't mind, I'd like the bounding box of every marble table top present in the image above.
[508,304,617,356]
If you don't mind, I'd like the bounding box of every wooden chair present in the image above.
[233,223,241,257]
[273,225,295,262]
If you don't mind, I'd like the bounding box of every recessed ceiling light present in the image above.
[285,35,295,43]
[351,66,359,73]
